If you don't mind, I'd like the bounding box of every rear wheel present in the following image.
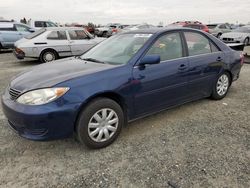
[76,98,124,149]
[39,49,58,63]
[211,72,231,100]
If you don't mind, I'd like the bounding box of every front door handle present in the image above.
[178,64,188,71]
[217,57,223,61]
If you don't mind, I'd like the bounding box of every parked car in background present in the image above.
[94,24,113,37]
[2,28,243,148]
[243,46,250,63]
[207,23,231,38]
[0,22,34,50]
[14,27,106,62]
[122,24,156,31]
[221,25,250,46]
[27,19,58,30]
[170,21,210,33]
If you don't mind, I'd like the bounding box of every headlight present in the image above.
[17,87,69,105]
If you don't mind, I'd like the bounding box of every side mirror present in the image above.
[139,55,160,66]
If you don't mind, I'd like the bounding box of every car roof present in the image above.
[122,27,201,34]
[0,22,29,27]
[44,27,86,31]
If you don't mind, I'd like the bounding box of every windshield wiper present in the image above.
[81,57,106,64]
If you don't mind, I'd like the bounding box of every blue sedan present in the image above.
[1,28,243,148]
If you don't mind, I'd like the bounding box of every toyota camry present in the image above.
[2,28,243,148]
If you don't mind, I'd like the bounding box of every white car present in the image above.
[27,19,58,30]
[14,27,106,62]
[221,26,250,46]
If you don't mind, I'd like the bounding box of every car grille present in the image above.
[9,88,21,100]
[222,38,234,42]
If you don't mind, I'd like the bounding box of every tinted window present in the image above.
[15,24,29,32]
[35,21,46,27]
[68,30,88,40]
[184,32,212,56]
[147,32,183,61]
[47,31,67,40]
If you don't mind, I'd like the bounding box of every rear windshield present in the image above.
[207,24,217,29]
[25,28,46,39]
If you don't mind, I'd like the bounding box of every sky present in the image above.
[0,0,250,25]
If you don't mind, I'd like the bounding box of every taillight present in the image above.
[203,28,210,33]
[112,28,118,33]
[15,48,24,54]
[240,52,244,65]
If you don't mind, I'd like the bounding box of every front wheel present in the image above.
[76,98,124,149]
[244,38,249,46]
[217,33,222,38]
[211,72,231,100]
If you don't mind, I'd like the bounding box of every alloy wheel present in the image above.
[216,74,229,96]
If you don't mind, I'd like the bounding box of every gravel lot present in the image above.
[0,51,249,188]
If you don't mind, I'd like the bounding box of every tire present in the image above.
[39,49,58,63]
[76,98,124,149]
[217,33,222,38]
[102,31,108,38]
[211,72,231,100]
[243,38,249,46]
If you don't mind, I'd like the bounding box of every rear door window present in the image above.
[68,30,89,40]
[184,32,219,56]
[47,31,67,40]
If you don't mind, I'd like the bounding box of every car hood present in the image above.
[221,32,248,38]
[10,57,115,92]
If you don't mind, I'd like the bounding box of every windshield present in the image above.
[80,33,152,65]
[25,28,46,39]
[233,27,250,33]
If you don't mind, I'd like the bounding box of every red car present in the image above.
[170,21,210,33]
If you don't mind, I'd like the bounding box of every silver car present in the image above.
[221,26,250,46]
[14,27,106,62]
[207,23,231,38]
[0,22,34,50]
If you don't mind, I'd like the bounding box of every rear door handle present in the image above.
[217,57,223,61]
[178,64,188,71]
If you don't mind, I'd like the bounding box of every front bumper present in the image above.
[1,92,81,141]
